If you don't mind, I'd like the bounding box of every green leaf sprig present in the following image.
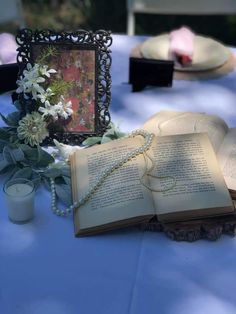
[0,105,124,206]
[0,108,72,205]
[82,122,127,147]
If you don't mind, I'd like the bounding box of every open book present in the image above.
[142,111,236,199]
[70,132,234,236]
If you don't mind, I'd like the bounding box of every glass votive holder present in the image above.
[3,178,35,224]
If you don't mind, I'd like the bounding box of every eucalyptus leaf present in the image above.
[0,128,11,141]
[104,128,126,139]
[0,139,9,152]
[103,129,116,137]
[42,177,51,191]
[36,145,44,163]
[7,166,21,179]
[9,134,19,144]
[55,183,72,206]
[0,159,10,172]
[35,146,54,167]
[31,172,41,189]
[6,126,18,133]
[0,164,15,175]
[13,100,22,111]
[114,131,126,138]
[11,167,32,179]
[6,112,21,127]
[11,148,25,162]
[0,112,20,127]
[106,134,118,139]
[62,176,71,185]
[19,145,54,167]
[3,146,15,164]
[44,168,62,178]
[0,113,11,126]
[101,136,112,144]
[20,144,39,161]
[32,177,41,189]
[105,122,119,133]
[61,167,71,177]
[82,136,102,146]
[54,176,65,185]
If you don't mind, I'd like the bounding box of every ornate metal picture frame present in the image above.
[16,29,112,145]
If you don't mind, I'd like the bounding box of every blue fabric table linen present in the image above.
[1,34,236,314]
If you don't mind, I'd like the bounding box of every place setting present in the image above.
[129,26,236,89]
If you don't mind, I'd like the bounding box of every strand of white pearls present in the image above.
[50,129,155,217]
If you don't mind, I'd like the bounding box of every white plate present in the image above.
[140,34,230,71]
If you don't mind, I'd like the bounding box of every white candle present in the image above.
[4,179,35,223]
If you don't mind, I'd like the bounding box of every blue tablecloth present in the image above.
[1,35,236,314]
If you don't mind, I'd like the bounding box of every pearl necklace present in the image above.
[50,129,155,217]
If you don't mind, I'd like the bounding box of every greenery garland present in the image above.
[0,103,126,207]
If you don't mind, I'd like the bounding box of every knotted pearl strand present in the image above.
[50,129,155,217]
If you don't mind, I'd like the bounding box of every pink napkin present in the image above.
[169,26,195,66]
[0,33,18,64]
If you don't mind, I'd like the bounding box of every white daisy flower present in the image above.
[54,96,73,120]
[16,78,26,94]
[38,100,59,120]
[16,63,46,100]
[38,88,55,103]
[22,63,40,80]
[40,65,57,78]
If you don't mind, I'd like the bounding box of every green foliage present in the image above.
[0,108,124,206]
[0,114,21,148]
[55,182,72,206]
[0,142,53,174]
[13,100,23,111]
[0,111,20,127]
[82,136,102,147]
[37,46,58,65]
[44,167,62,179]
[0,133,71,204]
[0,59,73,206]
[11,167,32,179]
[0,128,11,142]
[50,80,75,103]
[82,122,126,147]
[44,163,72,205]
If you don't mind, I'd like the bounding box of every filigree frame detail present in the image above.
[16,29,112,145]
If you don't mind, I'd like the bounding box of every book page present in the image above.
[149,133,233,220]
[72,137,155,231]
[142,111,228,152]
[217,127,236,191]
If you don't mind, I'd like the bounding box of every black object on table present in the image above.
[129,57,174,92]
[0,63,19,93]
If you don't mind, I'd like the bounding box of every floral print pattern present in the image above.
[33,45,96,133]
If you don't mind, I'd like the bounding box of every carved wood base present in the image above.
[139,214,236,242]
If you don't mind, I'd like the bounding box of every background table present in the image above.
[111,35,236,131]
[1,35,236,314]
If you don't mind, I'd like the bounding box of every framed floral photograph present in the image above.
[15,29,112,145]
